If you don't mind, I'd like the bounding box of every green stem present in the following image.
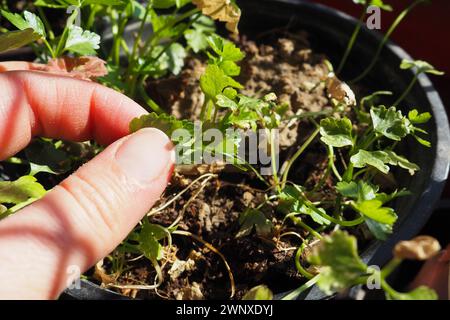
[137,84,164,114]
[130,0,153,67]
[327,145,342,181]
[350,0,426,83]
[337,5,368,74]
[290,216,323,240]
[281,127,320,189]
[394,74,418,106]
[281,275,320,300]
[141,7,200,61]
[295,243,314,279]
[270,129,281,193]
[37,7,55,40]
[381,257,402,278]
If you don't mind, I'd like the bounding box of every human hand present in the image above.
[0,62,175,299]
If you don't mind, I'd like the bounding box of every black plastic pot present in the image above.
[3,0,448,300]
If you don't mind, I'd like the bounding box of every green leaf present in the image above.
[0,29,41,54]
[0,176,46,205]
[350,150,390,174]
[130,113,194,139]
[353,199,397,224]
[138,220,167,261]
[388,286,438,300]
[1,10,46,37]
[236,208,273,238]
[167,43,186,75]
[350,149,419,175]
[216,94,238,112]
[365,218,392,240]
[408,109,431,124]
[370,105,411,141]
[308,230,368,295]
[400,59,444,76]
[278,185,330,226]
[200,64,243,100]
[207,34,245,62]
[184,29,209,53]
[219,60,241,76]
[319,117,354,147]
[384,150,420,174]
[64,25,100,55]
[242,285,273,300]
[336,180,377,202]
[352,0,392,11]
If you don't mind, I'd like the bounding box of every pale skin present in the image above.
[0,62,175,299]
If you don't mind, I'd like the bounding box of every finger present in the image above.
[0,128,175,299]
[0,71,147,160]
[0,61,42,72]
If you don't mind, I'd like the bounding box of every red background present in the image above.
[311,0,450,197]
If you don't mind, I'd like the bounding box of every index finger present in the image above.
[0,69,147,160]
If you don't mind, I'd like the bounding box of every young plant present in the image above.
[307,231,440,300]
[394,59,444,106]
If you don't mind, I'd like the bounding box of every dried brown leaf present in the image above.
[394,236,441,260]
[192,0,241,33]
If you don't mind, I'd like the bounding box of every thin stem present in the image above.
[381,257,402,278]
[294,244,314,279]
[137,84,165,114]
[350,0,427,83]
[141,7,200,63]
[281,275,320,300]
[394,74,418,106]
[270,129,281,193]
[337,5,368,74]
[281,127,320,189]
[327,146,342,181]
[290,216,323,240]
[37,7,55,40]
[131,0,153,65]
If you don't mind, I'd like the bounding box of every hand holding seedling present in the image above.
[0,64,175,299]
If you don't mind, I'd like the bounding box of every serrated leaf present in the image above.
[138,220,167,261]
[130,113,194,139]
[365,218,392,240]
[278,185,330,226]
[200,64,242,100]
[0,176,46,205]
[370,105,411,141]
[336,180,377,202]
[184,29,209,53]
[0,29,41,54]
[319,117,354,147]
[308,231,368,295]
[65,25,100,55]
[207,34,245,62]
[384,150,419,174]
[1,10,46,37]
[353,199,397,224]
[236,208,273,238]
[350,150,391,174]
[167,43,186,75]
[242,285,273,300]
[216,94,238,111]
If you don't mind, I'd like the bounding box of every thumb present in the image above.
[0,128,175,299]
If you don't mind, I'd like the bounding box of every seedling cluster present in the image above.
[0,0,445,300]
